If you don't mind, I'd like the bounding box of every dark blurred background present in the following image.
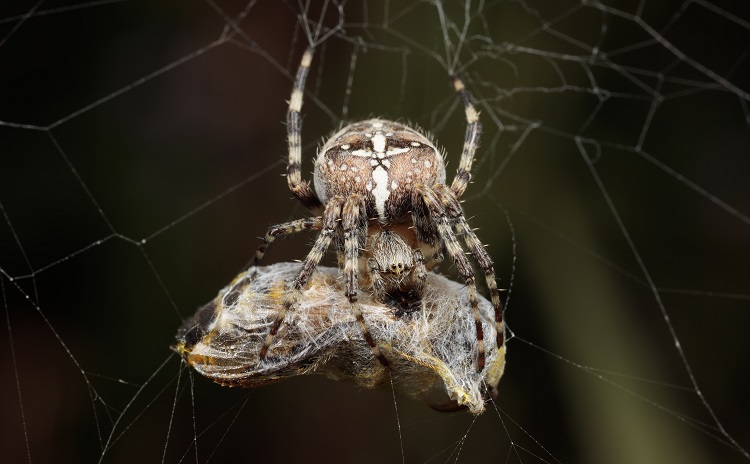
[1,1,749,463]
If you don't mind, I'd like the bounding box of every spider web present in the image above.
[1,0,749,463]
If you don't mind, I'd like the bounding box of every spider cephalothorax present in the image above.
[253,47,504,371]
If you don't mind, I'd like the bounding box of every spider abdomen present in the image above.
[314,119,446,222]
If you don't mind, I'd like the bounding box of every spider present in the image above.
[253,47,503,371]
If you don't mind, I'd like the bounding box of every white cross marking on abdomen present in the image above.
[371,165,389,220]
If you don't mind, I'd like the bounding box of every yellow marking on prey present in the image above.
[268,279,287,303]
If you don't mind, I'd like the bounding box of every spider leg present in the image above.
[259,197,344,360]
[411,194,438,248]
[366,258,387,302]
[413,184,486,372]
[252,217,323,265]
[343,195,389,367]
[412,249,427,295]
[287,46,323,212]
[434,184,504,349]
[449,76,482,199]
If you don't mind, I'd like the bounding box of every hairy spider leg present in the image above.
[259,196,344,360]
[252,217,323,265]
[366,258,387,301]
[342,195,389,367]
[413,185,486,372]
[449,77,482,199]
[287,47,323,212]
[434,184,504,349]
[412,249,427,295]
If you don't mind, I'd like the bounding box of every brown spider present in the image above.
[253,47,503,371]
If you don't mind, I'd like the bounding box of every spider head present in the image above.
[369,229,414,282]
[314,119,446,222]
